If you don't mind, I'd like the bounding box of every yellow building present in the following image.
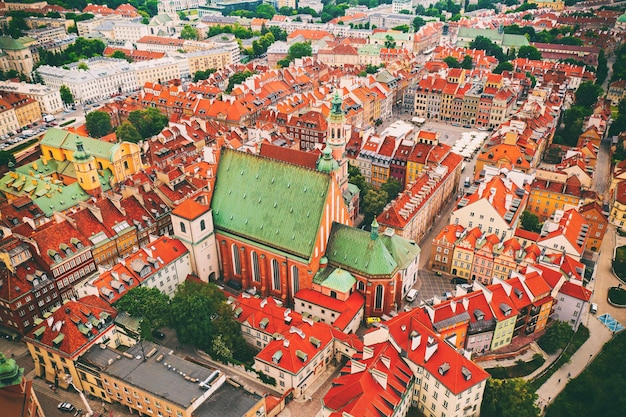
[528,176,586,220]
[451,227,480,278]
[0,101,19,136]
[610,180,626,228]
[23,296,117,391]
[78,342,267,417]
[1,93,42,128]
[187,49,233,73]
[40,128,142,184]
[527,0,565,11]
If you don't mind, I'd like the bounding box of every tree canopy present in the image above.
[444,56,461,68]
[115,121,142,144]
[538,320,574,354]
[59,85,74,105]
[481,378,541,417]
[85,111,112,138]
[181,24,199,40]
[520,211,542,233]
[115,287,170,340]
[225,70,254,93]
[0,150,16,168]
[127,107,169,139]
[170,281,252,362]
[38,37,105,67]
[517,45,542,60]
[574,81,603,109]
[469,36,505,62]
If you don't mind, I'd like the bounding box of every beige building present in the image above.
[0,80,64,114]
[0,101,19,135]
[0,36,38,75]
[1,93,42,128]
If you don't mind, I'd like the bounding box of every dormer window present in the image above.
[47,249,61,262]
[71,237,84,249]
[60,243,73,256]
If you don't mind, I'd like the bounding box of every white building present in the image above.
[0,80,63,114]
[553,280,592,330]
[171,199,220,283]
[392,0,413,13]
[131,56,182,87]
[36,58,138,103]
[113,21,150,43]
[537,209,589,261]
[158,0,201,13]
[0,106,19,136]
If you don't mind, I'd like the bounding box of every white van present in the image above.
[405,288,418,303]
[22,129,35,136]
[590,303,598,314]
[464,177,470,187]
[43,114,56,123]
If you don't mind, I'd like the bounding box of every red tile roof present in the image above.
[259,143,319,170]
[559,281,591,302]
[171,198,209,221]
[294,289,364,332]
[322,341,412,417]
[24,295,117,358]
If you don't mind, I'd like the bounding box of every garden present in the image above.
[608,286,626,307]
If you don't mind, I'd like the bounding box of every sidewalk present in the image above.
[477,341,546,370]
[535,315,612,410]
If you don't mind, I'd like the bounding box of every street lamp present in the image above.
[64,374,94,417]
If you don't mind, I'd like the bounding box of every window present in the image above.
[179,222,186,233]
[291,266,299,295]
[374,284,384,310]
[200,219,206,231]
[357,280,365,291]
[251,251,260,282]
[271,259,280,291]
[232,244,241,275]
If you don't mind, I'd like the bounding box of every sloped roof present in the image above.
[40,128,115,161]
[559,280,592,302]
[172,198,209,221]
[211,149,331,260]
[326,223,397,277]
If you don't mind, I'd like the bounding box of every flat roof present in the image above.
[194,380,262,417]
[80,342,216,408]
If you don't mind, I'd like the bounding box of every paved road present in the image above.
[594,135,612,200]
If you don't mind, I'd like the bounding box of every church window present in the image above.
[200,219,206,231]
[357,281,365,291]
[374,285,384,310]
[251,251,260,282]
[271,259,280,291]
[291,266,299,295]
[232,244,241,275]
[179,222,186,233]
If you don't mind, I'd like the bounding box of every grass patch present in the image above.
[613,246,626,282]
[608,286,626,305]
[531,324,589,390]
[486,353,545,379]
[545,331,626,417]
[59,119,75,127]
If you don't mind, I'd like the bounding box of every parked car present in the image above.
[152,330,165,340]
[405,288,419,303]
[590,303,598,314]
[450,277,469,285]
[58,402,76,413]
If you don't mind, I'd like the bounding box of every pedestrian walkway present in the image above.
[535,316,613,411]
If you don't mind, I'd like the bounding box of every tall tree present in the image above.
[517,45,542,60]
[115,121,142,143]
[574,82,603,109]
[180,24,199,40]
[0,150,16,168]
[384,35,396,49]
[538,320,574,354]
[461,55,473,69]
[59,85,74,105]
[444,56,461,68]
[288,42,312,59]
[482,378,541,417]
[413,16,426,32]
[362,188,388,227]
[115,287,170,340]
[127,107,169,139]
[520,211,542,233]
[85,111,112,138]
[381,177,402,203]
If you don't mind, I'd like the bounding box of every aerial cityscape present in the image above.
[0,0,625,416]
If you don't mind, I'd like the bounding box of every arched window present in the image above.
[200,219,206,231]
[271,259,280,291]
[357,281,365,291]
[232,244,241,275]
[251,251,260,282]
[375,284,384,310]
[291,266,299,295]
[179,222,186,233]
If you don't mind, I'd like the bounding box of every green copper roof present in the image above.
[618,13,626,23]
[456,27,528,48]
[313,266,356,293]
[0,352,23,388]
[0,36,32,50]
[211,149,332,259]
[381,232,421,269]
[358,44,381,56]
[326,222,397,277]
[317,147,339,174]
[33,182,91,216]
[41,128,115,161]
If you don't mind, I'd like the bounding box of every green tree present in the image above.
[469,35,505,62]
[520,211,542,233]
[348,163,369,199]
[193,68,216,82]
[391,24,410,33]
[77,62,89,70]
[443,56,461,68]
[413,16,426,32]
[59,85,74,105]
[618,98,626,116]
[288,42,312,59]
[362,188,388,227]
[538,321,574,354]
[115,287,170,340]
[461,55,473,69]
[0,150,16,168]
[381,177,402,203]
[518,45,542,60]
[225,70,254,93]
[127,107,169,139]
[575,82,603,109]
[384,35,396,49]
[111,50,132,62]
[181,24,199,40]
[595,49,607,86]
[481,378,540,417]
[170,281,252,361]
[85,111,112,138]
[115,121,142,143]
[256,4,276,19]
[493,61,514,74]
